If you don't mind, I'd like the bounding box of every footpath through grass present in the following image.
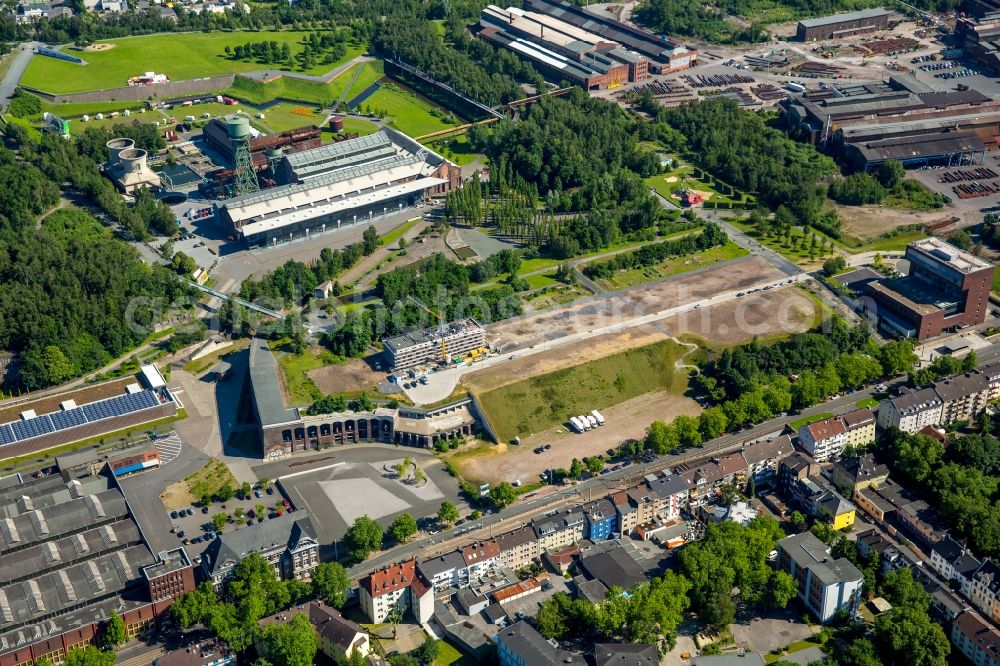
[477,339,692,442]
[23,31,364,94]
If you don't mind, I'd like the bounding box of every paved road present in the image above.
[0,42,39,112]
[118,435,210,554]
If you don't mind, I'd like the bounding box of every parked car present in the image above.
[170,511,179,519]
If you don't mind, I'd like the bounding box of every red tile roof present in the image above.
[493,578,541,603]
[462,540,500,565]
[362,559,416,598]
[804,417,846,442]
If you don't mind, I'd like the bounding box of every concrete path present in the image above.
[0,42,40,112]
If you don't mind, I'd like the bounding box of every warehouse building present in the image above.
[524,0,695,73]
[247,339,479,457]
[215,129,460,248]
[796,8,890,41]
[957,14,1000,71]
[478,5,649,90]
[861,237,994,339]
[0,365,177,462]
[782,80,1000,169]
[382,319,487,372]
[0,471,195,666]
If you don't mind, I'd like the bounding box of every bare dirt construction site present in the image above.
[451,390,699,485]
[831,203,966,240]
[656,285,821,346]
[485,255,784,352]
[309,357,384,394]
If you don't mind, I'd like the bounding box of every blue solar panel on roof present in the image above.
[0,424,14,446]
[0,390,163,445]
[50,409,87,431]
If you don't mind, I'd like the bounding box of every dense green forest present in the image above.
[654,99,840,235]
[0,208,188,389]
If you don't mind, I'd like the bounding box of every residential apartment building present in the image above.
[897,499,948,545]
[258,602,369,662]
[813,491,857,530]
[583,499,619,540]
[830,454,889,495]
[854,478,915,525]
[681,461,727,507]
[532,510,585,551]
[647,474,690,521]
[877,386,943,433]
[201,513,319,590]
[461,541,500,583]
[358,559,433,624]
[797,417,846,462]
[417,551,466,593]
[951,610,1000,666]
[612,490,640,534]
[840,408,876,449]
[970,561,1000,625]
[777,531,863,623]
[930,536,982,597]
[778,452,821,498]
[936,373,990,424]
[740,435,794,488]
[494,526,540,571]
[497,620,580,666]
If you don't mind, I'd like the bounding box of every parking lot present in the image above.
[252,444,465,546]
[160,481,287,560]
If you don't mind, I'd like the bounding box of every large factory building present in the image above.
[478,5,648,90]
[523,0,695,73]
[795,8,890,41]
[215,128,460,248]
[782,77,1000,170]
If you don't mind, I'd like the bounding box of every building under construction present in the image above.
[383,319,487,372]
[478,5,649,91]
[214,128,460,248]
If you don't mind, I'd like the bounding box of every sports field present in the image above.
[476,339,692,442]
[362,84,461,137]
[22,31,364,94]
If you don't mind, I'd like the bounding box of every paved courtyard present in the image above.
[253,444,463,544]
[728,610,817,655]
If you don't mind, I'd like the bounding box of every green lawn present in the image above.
[426,133,482,166]
[260,102,324,132]
[431,640,474,666]
[523,272,559,290]
[857,397,879,409]
[339,60,385,103]
[644,164,753,207]
[518,257,562,273]
[993,270,1000,296]
[339,116,379,137]
[277,345,342,404]
[362,84,460,137]
[478,339,693,442]
[789,412,834,430]
[22,31,364,94]
[381,217,421,248]
[40,98,147,118]
[591,242,749,291]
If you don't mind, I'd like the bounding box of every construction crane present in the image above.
[406,296,448,362]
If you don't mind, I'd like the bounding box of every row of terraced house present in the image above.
[358,434,803,623]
